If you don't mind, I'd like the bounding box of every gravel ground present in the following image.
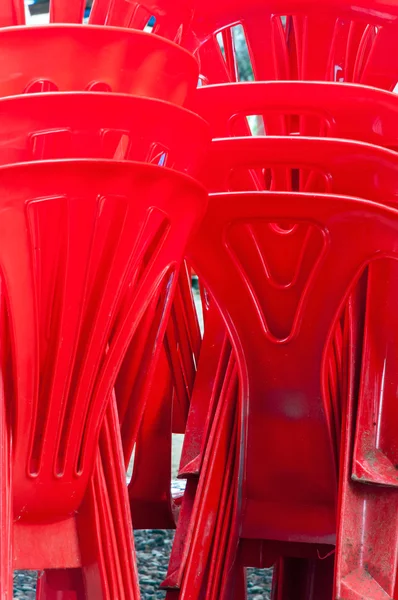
[14,537,272,599]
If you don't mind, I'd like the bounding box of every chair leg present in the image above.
[165,592,180,600]
[179,311,232,478]
[128,348,175,529]
[36,569,85,600]
[77,397,140,600]
[37,398,139,600]
[336,472,398,599]
[162,477,198,590]
[0,377,12,600]
[272,556,334,600]
[163,368,239,594]
[208,424,240,600]
[217,559,247,600]
[335,267,398,600]
[229,567,247,600]
[179,371,239,600]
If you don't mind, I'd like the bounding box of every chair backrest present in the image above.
[0,0,24,27]
[0,25,198,104]
[23,1,398,91]
[204,136,398,201]
[88,0,398,88]
[50,0,87,23]
[185,0,398,88]
[0,159,206,523]
[187,190,398,542]
[25,0,87,24]
[193,81,398,148]
[0,92,209,173]
[89,0,194,44]
[7,0,191,36]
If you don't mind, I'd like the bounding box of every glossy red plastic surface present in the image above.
[0,0,24,26]
[180,192,398,599]
[190,81,398,502]
[0,91,209,539]
[10,3,398,595]
[49,0,86,23]
[169,86,398,523]
[194,81,398,148]
[89,0,194,44]
[0,25,198,104]
[166,135,398,596]
[203,135,398,197]
[0,88,206,535]
[0,92,209,172]
[115,258,202,529]
[177,134,398,476]
[188,0,398,88]
[10,0,193,39]
[114,0,398,87]
[336,281,398,599]
[0,159,206,598]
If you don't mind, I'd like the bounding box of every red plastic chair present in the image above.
[171,80,398,515]
[0,92,209,171]
[0,89,208,537]
[0,25,198,105]
[0,91,208,536]
[185,83,398,481]
[0,159,206,599]
[181,81,398,490]
[181,190,398,600]
[176,135,398,477]
[0,91,208,591]
[186,79,398,472]
[164,136,398,597]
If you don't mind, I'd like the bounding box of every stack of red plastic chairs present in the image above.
[0,2,209,598]
[3,1,398,599]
